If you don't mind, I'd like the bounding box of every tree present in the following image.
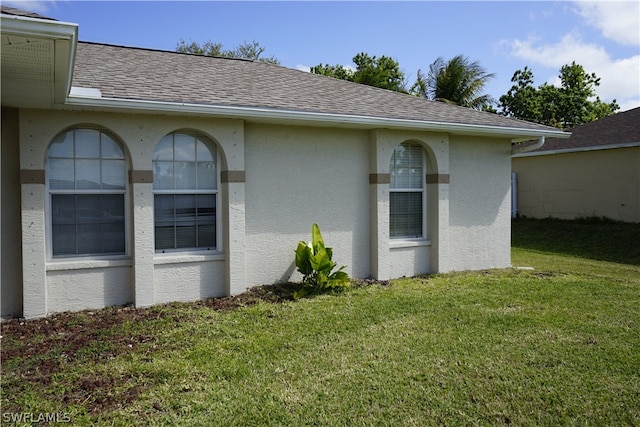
[499,62,619,129]
[176,39,279,64]
[311,52,407,92]
[411,55,496,110]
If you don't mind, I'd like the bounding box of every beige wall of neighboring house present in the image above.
[513,147,640,223]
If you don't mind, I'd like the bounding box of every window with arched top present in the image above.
[47,128,127,257]
[389,142,425,239]
[152,132,218,251]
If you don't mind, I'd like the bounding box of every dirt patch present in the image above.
[1,280,388,415]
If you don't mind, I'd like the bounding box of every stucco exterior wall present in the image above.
[47,265,132,313]
[1,107,24,318]
[243,124,371,286]
[17,109,245,317]
[512,148,640,222]
[8,108,514,318]
[448,136,512,271]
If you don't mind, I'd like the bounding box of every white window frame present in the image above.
[45,127,130,261]
[389,142,427,241]
[152,131,221,254]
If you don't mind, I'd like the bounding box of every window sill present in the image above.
[390,239,432,249]
[47,257,132,271]
[154,251,224,265]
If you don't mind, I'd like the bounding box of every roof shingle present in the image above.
[72,42,559,132]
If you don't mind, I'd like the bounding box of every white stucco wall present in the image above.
[448,136,512,271]
[17,109,245,317]
[153,258,226,303]
[47,264,132,313]
[243,124,371,286]
[11,108,514,318]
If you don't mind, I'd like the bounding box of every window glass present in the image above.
[153,132,217,251]
[48,128,126,257]
[389,142,425,239]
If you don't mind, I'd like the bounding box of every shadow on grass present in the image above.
[512,217,640,266]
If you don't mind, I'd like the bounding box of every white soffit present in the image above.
[0,14,77,108]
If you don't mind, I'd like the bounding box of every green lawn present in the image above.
[2,218,639,426]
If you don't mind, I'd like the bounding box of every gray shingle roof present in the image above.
[72,42,558,132]
[0,6,56,20]
[527,107,640,152]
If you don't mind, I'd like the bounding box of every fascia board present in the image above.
[63,95,570,141]
[0,14,78,40]
[512,141,640,157]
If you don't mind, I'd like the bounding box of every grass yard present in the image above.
[2,218,639,426]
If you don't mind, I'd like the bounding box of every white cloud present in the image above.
[296,65,311,73]
[574,1,640,46]
[502,25,640,110]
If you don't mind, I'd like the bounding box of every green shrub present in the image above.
[293,224,350,299]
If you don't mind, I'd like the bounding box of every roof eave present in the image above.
[1,13,78,106]
[63,94,570,141]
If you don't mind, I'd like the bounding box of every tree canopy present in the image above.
[175,39,279,64]
[498,62,619,129]
[311,52,407,92]
[411,55,496,110]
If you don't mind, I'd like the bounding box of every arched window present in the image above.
[47,128,127,257]
[389,142,425,239]
[153,132,218,251]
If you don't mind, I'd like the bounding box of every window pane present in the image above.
[197,161,216,189]
[49,131,73,157]
[176,224,196,248]
[101,133,124,159]
[175,195,196,249]
[76,159,101,189]
[75,129,100,158]
[196,138,214,161]
[197,224,216,247]
[175,161,196,189]
[52,224,76,255]
[153,161,174,190]
[77,195,101,223]
[154,135,174,161]
[390,192,422,238]
[390,143,423,189]
[175,195,196,222]
[175,133,196,161]
[52,194,76,224]
[102,194,125,223]
[197,194,216,248]
[103,223,125,253]
[77,224,102,253]
[49,159,75,190]
[155,195,175,222]
[102,159,126,189]
[155,223,174,250]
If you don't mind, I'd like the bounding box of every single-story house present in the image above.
[1,8,568,318]
[512,107,639,223]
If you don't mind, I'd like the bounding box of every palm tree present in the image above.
[412,55,495,110]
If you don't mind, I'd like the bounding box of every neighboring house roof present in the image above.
[513,107,640,157]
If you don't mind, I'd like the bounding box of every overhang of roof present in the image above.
[0,12,78,108]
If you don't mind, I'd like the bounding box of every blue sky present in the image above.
[5,0,640,111]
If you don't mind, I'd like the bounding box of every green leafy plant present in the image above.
[294,224,350,299]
